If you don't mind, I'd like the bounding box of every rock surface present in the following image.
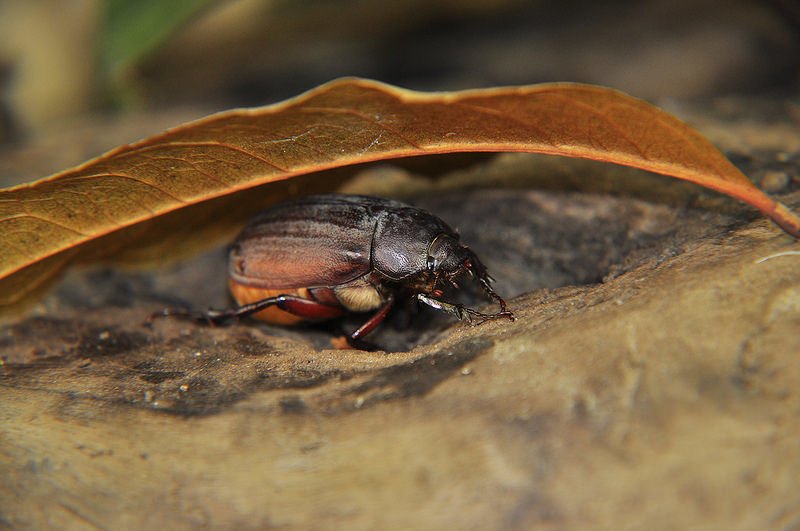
[1,100,799,529]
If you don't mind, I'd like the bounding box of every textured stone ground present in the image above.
[1,99,799,529]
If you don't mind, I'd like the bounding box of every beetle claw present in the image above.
[494,309,516,322]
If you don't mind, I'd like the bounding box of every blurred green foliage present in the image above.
[99,0,215,101]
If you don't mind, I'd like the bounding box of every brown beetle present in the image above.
[160,194,513,343]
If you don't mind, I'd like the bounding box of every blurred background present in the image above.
[1,0,799,183]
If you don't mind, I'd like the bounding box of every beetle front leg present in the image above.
[416,293,514,323]
[415,293,475,322]
[477,276,512,314]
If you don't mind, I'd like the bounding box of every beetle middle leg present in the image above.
[416,293,515,324]
[350,295,395,341]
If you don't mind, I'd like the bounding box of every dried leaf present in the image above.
[1,78,798,309]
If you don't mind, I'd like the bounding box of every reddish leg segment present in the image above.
[152,295,344,325]
[207,295,345,323]
[351,295,395,341]
[151,293,398,347]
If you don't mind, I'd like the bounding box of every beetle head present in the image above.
[427,234,487,285]
[426,233,509,314]
[426,234,471,279]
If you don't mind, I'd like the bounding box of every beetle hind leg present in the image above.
[150,295,344,326]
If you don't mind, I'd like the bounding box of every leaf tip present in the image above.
[765,201,800,239]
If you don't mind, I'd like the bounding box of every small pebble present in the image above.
[761,171,790,193]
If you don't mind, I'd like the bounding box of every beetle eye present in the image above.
[427,255,438,271]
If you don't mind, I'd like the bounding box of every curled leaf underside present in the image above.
[1,78,797,308]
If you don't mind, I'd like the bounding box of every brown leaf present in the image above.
[1,78,798,309]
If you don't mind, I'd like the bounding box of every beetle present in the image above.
[158,194,514,343]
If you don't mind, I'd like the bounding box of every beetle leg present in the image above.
[274,295,347,321]
[208,295,345,324]
[477,276,511,315]
[415,293,473,321]
[151,295,343,326]
[350,294,395,341]
[416,293,514,323]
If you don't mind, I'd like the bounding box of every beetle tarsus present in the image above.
[416,293,515,324]
[146,306,231,326]
[202,307,238,325]
[458,305,515,324]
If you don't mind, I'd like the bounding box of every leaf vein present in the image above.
[451,101,558,147]
[0,213,88,236]
[299,107,424,150]
[106,141,290,173]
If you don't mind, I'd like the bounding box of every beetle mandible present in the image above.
[160,194,514,343]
